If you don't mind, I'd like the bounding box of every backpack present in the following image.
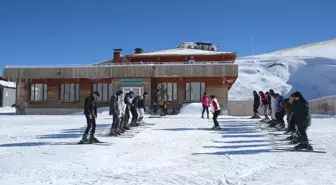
[263,94,269,104]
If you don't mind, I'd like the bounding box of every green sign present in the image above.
[120,78,144,86]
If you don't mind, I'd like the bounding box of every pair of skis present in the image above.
[77,140,113,146]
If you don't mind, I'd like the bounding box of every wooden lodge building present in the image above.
[2,42,238,115]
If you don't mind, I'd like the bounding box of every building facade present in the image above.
[0,79,16,107]
[2,42,238,115]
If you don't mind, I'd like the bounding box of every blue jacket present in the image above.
[277,96,284,111]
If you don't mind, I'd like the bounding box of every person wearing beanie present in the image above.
[291,91,313,150]
[109,90,124,136]
[123,91,134,128]
[79,91,100,144]
[134,92,148,124]
[252,91,261,119]
[259,91,269,120]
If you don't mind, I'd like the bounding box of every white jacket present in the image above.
[271,96,278,119]
[210,98,220,113]
[118,95,126,117]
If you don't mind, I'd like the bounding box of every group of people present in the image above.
[80,90,148,144]
[253,89,313,150]
[201,93,221,130]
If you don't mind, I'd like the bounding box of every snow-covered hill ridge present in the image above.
[229,38,336,100]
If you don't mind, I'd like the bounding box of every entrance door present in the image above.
[122,87,142,99]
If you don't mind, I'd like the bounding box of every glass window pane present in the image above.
[30,84,35,100]
[191,82,201,101]
[76,84,80,101]
[201,82,205,97]
[103,83,108,101]
[185,83,190,101]
[93,84,97,93]
[60,84,64,101]
[64,84,70,101]
[70,84,75,101]
[173,83,177,101]
[35,84,43,101]
[97,83,103,101]
[167,83,172,101]
[109,83,113,98]
[162,83,168,100]
[43,84,48,101]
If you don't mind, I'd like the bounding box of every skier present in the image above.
[109,90,123,136]
[118,91,130,131]
[133,92,149,124]
[259,91,269,120]
[209,95,221,130]
[252,91,261,119]
[275,93,285,129]
[268,90,278,126]
[201,92,210,119]
[291,91,313,150]
[152,89,160,115]
[283,95,295,134]
[268,90,274,118]
[124,91,134,127]
[80,91,100,144]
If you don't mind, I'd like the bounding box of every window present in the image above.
[30,84,48,101]
[60,84,80,101]
[92,83,113,101]
[157,82,177,101]
[185,82,206,102]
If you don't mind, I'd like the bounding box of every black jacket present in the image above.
[124,94,132,106]
[109,94,119,116]
[84,95,97,116]
[292,99,310,124]
[132,95,145,109]
[253,93,260,106]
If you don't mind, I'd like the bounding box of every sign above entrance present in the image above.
[120,78,144,86]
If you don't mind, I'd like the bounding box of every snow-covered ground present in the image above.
[0,107,15,114]
[1,104,336,185]
[230,38,336,100]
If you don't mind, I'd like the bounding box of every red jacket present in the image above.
[201,96,210,106]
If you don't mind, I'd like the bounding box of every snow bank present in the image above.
[0,107,15,113]
[230,38,336,100]
[0,80,16,88]
[177,103,213,117]
[71,107,110,115]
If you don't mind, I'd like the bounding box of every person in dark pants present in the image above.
[130,96,139,126]
[201,92,210,119]
[124,91,134,127]
[109,90,123,136]
[152,89,160,115]
[210,95,221,130]
[252,91,261,119]
[80,91,100,144]
[292,91,313,150]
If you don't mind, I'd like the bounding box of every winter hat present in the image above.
[143,92,148,96]
[93,91,100,97]
[128,91,134,95]
[210,95,215,99]
[293,91,302,98]
[116,90,123,96]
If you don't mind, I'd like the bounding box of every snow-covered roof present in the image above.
[0,80,16,88]
[130,48,232,56]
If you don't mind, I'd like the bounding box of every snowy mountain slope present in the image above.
[229,38,336,100]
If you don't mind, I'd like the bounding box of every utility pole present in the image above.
[251,29,254,55]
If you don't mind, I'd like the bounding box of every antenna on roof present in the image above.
[251,29,254,55]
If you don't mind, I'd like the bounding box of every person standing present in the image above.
[259,91,269,120]
[252,91,261,119]
[124,91,134,127]
[292,91,313,150]
[134,92,148,124]
[201,93,210,119]
[109,90,123,136]
[210,95,221,130]
[80,91,100,144]
[118,91,129,131]
[152,89,160,115]
[275,93,285,129]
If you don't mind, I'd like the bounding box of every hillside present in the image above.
[229,38,336,100]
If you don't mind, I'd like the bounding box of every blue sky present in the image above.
[1,0,336,75]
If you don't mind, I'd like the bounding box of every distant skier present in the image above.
[109,90,123,136]
[283,94,295,134]
[133,92,148,124]
[80,91,100,144]
[268,90,278,126]
[252,91,261,119]
[275,93,285,129]
[209,95,221,130]
[118,91,130,131]
[259,91,269,120]
[291,91,313,150]
[201,92,210,119]
[268,89,274,118]
[152,89,160,115]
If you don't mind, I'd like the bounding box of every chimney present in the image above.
[113,49,122,63]
[135,48,144,54]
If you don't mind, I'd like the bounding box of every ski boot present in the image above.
[211,126,222,130]
[78,133,89,144]
[109,130,118,137]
